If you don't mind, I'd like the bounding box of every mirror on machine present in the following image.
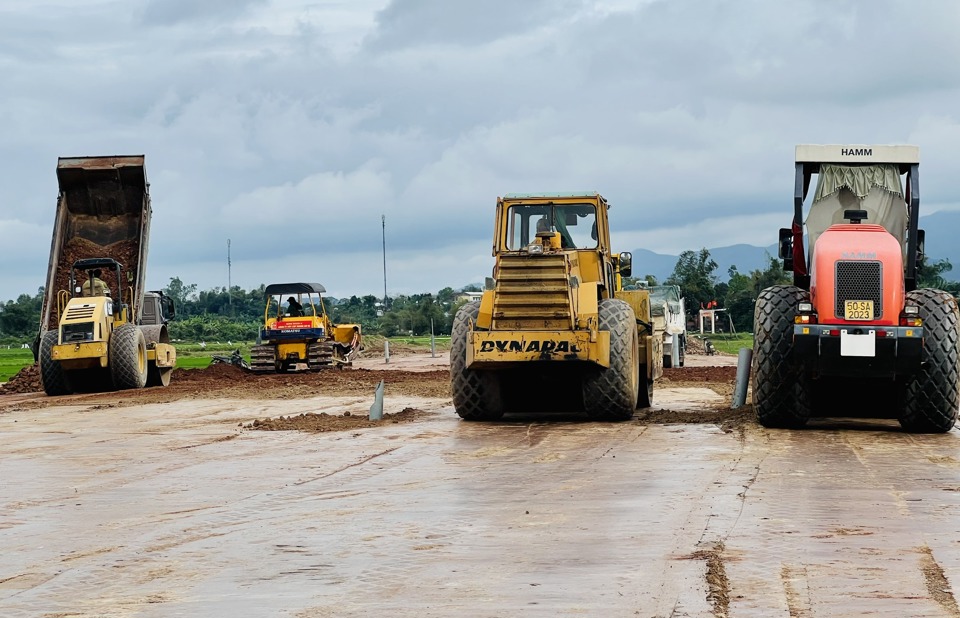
[778,227,794,271]
[778,228,792,259]
[619,251,632,278]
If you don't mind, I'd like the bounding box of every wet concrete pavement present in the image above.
[2,395,960,617]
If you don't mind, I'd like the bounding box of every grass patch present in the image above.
[174,342,254,356]
[701,333,754,355]
[176,356,216,369]
[0,343,256,382]
[388,335,451,348]
[0,347,35,382]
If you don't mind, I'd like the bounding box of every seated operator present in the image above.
[81,269,110,298]
[286,296,304,317]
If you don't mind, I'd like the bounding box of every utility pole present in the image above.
[227,238,232,310]
[381,214,388,310]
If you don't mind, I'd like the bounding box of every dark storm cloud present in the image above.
[365,0,580,50]
[140,0,268,26]
[2,0,960,302]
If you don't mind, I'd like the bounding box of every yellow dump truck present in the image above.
[450,192,663,421]
[36,156,177,395]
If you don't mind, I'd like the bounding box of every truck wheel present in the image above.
[39,330,71,396]
[678,334,685,367]
[450,301,504,421]
[753,285,810,428]
[110,324,148,390]
[583,299,640,421]
[900,289,960,433]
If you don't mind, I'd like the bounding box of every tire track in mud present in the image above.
[919,545,960,616]
[676,541,731,618]
[690,542,730,618]
[654,426,756,616]
[292,446,400,486]
[3,443,421,614]
[780,564,812,618]
[342,421,663,614]
[668,420,767,617]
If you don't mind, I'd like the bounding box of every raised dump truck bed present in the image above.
[41,156,151,332]
[36,155,176,395]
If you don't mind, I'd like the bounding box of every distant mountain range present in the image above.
[630,244,778,283]
[633,209,960,283]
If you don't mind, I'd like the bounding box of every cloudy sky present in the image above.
[2,0,960,302]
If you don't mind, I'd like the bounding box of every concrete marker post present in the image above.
[369,379,385,420]
[384,339,390,364]
[732,347,753,409]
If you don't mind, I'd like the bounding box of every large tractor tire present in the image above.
[583,299,640,421]
[110,324,148,390]
[899,289,960,433]
[450,301,504,421]
[753,285,811,428]
[39,330,71,396]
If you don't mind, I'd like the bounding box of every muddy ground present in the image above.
[2,353,959,617]
[1,356,740,430]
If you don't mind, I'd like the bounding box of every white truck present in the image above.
[649,285,686,368]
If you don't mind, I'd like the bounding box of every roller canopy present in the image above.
[264,283,327,296]
[806,164,907,255]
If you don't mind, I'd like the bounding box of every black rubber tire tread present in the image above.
[146,363,172,387]
[899,288,960,433]
[582,299,640,421]
[450,301,504,421]
[752,285,810,428]
[40,330,71,396]
[678,334,685,367]
[110,324,148,390]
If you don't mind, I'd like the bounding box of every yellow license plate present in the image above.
[844,300,873,320]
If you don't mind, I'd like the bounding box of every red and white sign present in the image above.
[276,319,313,330]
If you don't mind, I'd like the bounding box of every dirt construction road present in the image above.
[2,354,960,617]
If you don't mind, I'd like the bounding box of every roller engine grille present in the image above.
[835,260,882,319]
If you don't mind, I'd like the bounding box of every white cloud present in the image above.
[3,0,960,303]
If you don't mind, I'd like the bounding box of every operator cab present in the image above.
[502,199,599,252]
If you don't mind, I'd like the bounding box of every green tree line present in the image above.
[642,249,960,333]
[0,277,480,343]
[2,257,957,344]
